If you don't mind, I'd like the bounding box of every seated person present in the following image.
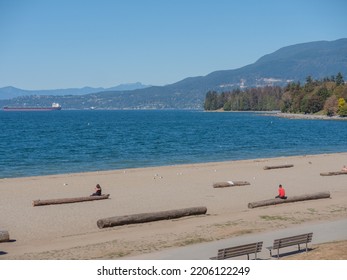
[341,165,347,172]
[91,184,102,196]
[275,184,287,199]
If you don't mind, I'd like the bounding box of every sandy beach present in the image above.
[1,152,347,260]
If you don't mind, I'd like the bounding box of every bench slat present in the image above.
[267,233,313,259]
[215,242,263,260]
[272,233,312,249]
[218,247,258,258]
[218,243,262,253]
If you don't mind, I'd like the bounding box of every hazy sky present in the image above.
[1,0,346,89]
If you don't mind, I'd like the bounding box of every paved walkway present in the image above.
[123,218,347,260]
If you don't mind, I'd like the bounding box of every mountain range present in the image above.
[1,38,346,109]
[0,82,150,100]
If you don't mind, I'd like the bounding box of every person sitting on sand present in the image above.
[341,165,347,172]
[275,184,287,199]
[91,184,102,196]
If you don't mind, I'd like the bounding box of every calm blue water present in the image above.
[1,110,347,178]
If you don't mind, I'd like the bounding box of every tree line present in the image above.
[204,72,347,117]
[204,86,283,111]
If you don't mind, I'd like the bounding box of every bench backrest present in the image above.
[216,242,263,260]
[272,233,313,249]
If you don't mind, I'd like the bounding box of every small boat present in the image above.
[3,102,62,111]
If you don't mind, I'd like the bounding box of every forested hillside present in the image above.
[204,86,283,111]
[204,72,347,117]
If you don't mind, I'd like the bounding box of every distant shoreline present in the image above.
[266,112,347,121]
[208,109,347,121]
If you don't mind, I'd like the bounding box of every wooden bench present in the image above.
[267,232,313,259]
[210,242,263,260]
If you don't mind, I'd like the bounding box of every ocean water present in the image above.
[1,110,347,178]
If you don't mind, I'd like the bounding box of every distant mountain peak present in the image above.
[108,82,150,91]
[0,82,151,100]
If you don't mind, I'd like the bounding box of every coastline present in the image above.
[257,111,347,120]
[208,109,347,121]
[1,152,347,259]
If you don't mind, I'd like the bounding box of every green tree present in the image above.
[223,101,232,111]
[336,72,344,86]
[304,76,315,92]
[316,86,330,100]
[338,104,347,117]
[280,92,292,112]
[204,91,219,110]
[307,94,324,113]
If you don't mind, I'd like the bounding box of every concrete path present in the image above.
[123,218,347,260]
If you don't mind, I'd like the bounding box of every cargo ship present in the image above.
[3,103,62,111]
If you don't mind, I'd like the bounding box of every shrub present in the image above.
[338,103,347,117]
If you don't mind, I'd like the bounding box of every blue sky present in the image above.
[1,0,346,90]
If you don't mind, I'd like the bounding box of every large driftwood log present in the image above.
[248,192,330,209]
[33,194,110,206]
[263,164,294,170]
[320,171,347,176]
[97,206,207,229]
[213,181,250,188]
[0,230,10,242]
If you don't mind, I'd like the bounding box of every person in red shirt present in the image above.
[275,184,287,199]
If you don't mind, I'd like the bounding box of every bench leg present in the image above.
[277,248,279,259]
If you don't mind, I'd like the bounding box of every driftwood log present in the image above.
[213,181,250,188]
[320,171,347,176]
[0,230,10,242]
[33,194,110,206]
[97,206,207,229]
[263,164,294,170]
[248,192,330,209]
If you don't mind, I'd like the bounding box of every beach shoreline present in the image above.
[1,152,347,259]
[210,109,347,121]
[260,111,347,120]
